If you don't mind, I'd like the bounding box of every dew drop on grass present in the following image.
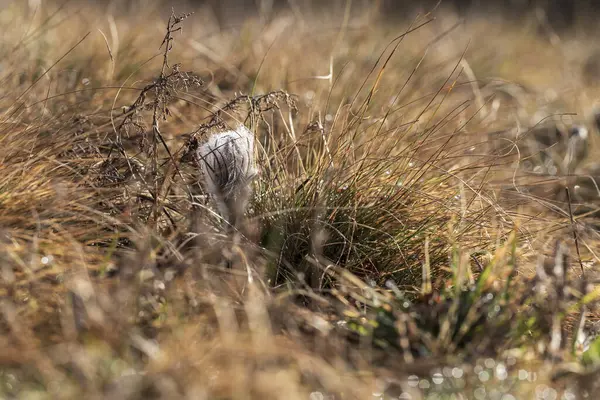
[518,369,528,380]
[542,387,558,400]
[474,387,486,400]
[451,367,464,379]
[528,371,538,382]
[432,373,443,385]
[478,370,490,382]
[418,379,430,389]
[562,389,577,400]
[407,375,419,387]
[495,363,507,380]
[535,384,548,399]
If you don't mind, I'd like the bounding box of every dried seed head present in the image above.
[197,125,257,228]
[564,125,589,171]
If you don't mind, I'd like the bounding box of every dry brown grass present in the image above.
[2,1,600,398]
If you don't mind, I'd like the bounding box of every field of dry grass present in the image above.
[2,0,600,398]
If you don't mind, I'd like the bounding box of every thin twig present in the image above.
[565,187,584,276]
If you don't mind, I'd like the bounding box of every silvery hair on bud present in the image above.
[197,125,257,229]
[564,125,589,172]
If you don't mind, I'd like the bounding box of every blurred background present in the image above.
[27,0,597,31]
[202,0,597,28]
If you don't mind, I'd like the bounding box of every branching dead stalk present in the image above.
[105,10,202,228]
